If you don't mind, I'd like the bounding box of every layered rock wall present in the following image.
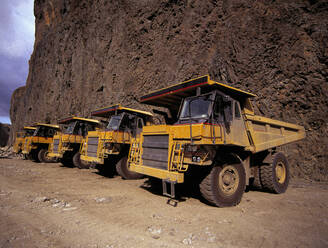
[0,123,10,147]
[10,0,328,180]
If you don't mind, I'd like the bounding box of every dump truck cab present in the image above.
[48,117,100,168]
[13,126,36,154]
[22,123,60,163]
[128,75,305,207]
[80,104,153,179]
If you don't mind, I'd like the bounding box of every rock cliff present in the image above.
[0,123,10,147]
[10,0,328,180]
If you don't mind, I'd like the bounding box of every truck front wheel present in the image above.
[73,152,89,169]
[260,152,289,194]
[200,163,246,207]
[116,156,143,180]
[38,149,52,163]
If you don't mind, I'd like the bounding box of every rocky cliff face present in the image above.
[10,0,328,180]
[0,123,10,147]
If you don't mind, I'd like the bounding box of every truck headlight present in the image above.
[192,156,201,163]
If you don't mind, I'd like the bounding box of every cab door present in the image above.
[136,118,144,136]
[231,101,249,147]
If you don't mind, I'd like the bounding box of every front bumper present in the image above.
[48,152,63,159]
[80,154,103,164]
[129,164,184,183]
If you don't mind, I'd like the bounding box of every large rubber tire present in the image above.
[31,150,40,162]
[38,149,52,163]
[73,152,89,169]
[259,152,289,194]
[116,156,143,180]
[200,163,246,207]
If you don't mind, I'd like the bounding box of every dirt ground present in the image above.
[0,158,327,248]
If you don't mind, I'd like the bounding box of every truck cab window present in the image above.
[120,114,135,131]
[179,94,212,120]
[107,115,122,131]
[47,128,55,137]
[235,101,241,119]
[64,121,77,134]
[214,97,224,122]
[137,118,144,129]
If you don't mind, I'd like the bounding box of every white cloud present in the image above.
[0,116,11,124]
[0,0,34,120]
[0,0,35,58]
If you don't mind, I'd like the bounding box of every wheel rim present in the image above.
[218,165,240,196]
[275,161,286,184]
[45,151,50,161]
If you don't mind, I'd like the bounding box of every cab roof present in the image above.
[91,104,153,118]
[34,123,60,129]
[58,116,100,125]
[23,126,37,130]
[140,75,256,112]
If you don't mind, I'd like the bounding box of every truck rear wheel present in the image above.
[73,152,89,169]
[38,149,52,163]
[200,163,246,207]
[260,152,289,194]
[116,156,143,180]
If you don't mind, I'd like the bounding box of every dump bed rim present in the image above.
[58,116,100,125]
[140,75,256,108]
[34,123,60,129]
[91,104,153,118]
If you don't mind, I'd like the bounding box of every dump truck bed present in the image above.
[245,114,305,153]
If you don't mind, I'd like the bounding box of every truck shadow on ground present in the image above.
[93,164,117,178]
[139,168,217,207]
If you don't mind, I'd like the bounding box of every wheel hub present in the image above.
[275,162,286,184]
[223,172,233,185]
[218,165,240,196]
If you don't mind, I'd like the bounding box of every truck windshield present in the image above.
[24,130,34,137]
[107,115,122,131]
[179,95,212,119]
[33,127,40,136]
[64,121,77,134]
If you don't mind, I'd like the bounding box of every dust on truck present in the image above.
[22,123,60,163]
[80,104,153,179]
[48,117,101,168]
[13,126,36,154]
[128,75,306,207]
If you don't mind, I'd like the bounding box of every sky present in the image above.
[0,0,35,124]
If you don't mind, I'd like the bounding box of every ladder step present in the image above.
[162,180,176,198]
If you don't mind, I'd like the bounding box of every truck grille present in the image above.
[142,135,169,170]
[87,137,99,157]
[53,139,60,153]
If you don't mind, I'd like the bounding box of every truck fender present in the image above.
[215,152,249,185]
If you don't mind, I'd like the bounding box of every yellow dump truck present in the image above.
[13,126,36,154]
[48,116,101,168]
[22,123,60,162]
[80,104,153,179]
[128,75,306,207]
